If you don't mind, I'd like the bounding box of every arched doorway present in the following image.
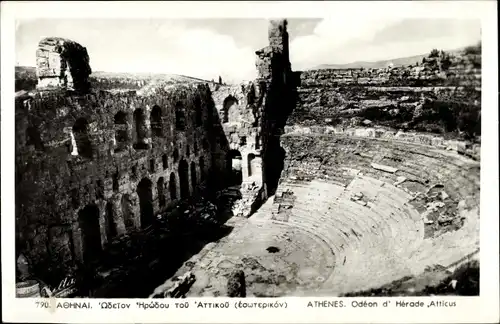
[157,177,166,208]
[133,109,148,149]
[105,202,117,241]
[226,150,243,186]
[78,204,102,264]
[169,172,177,200]
[72,118,93,158]
[178,159,190,199]
[190,161,197,193]
[137,178,154,229]
[121,194,134,230]
[150,105,163,137]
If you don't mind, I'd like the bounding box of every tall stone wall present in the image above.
[16,39,220,285]
[255,19,297,199]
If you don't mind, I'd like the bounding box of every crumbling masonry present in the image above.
[15,21,293,284]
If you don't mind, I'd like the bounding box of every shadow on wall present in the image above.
[203,86,232,192]
[261,70,302,197]
[82,224,235,298]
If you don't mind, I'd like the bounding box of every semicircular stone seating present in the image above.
[251,134,480,296]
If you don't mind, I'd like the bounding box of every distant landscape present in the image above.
[15,43,480,92]
[310,46,470,70]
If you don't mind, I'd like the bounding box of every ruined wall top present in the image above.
[268,19,289,57]
[36,37,92,93]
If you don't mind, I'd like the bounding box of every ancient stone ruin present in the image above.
[36,37,92,93]
[15,19,480,298]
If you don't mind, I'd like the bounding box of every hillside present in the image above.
[14,67,215,92]
[310,46,472,70]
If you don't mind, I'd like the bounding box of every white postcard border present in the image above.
[2,1,498,323]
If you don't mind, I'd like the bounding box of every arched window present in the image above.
[222,95,239,123]
[169,172,177,200]
[175,102,186,131]
[26,126,44,151]
[150,105,163,137]
[72,118,93,158]
[114,111,129,152]
[162,154,168,170]
[133,109,148,149]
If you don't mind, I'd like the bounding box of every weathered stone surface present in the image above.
[226,270,246,297]
[36,37,92,92]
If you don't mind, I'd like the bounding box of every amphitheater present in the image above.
[15,19,480,298]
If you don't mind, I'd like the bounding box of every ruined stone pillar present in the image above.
[36,37,92,93]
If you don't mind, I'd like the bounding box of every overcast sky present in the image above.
[15,18,480,83]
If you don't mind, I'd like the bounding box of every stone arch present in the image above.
[114,111,129,152]
[26,126,44,151]
[223,95,239,123]
[78,204,102,263]
[121,194,134,230]
[157,177,166,208]
[190,161,197,192]
[169,172,177,200]
[72,118,93,158]
[179,159,190,199]
[150,105,163,137]
[175,102,186,131]
[133,108,148,149]
[105,202,117,241]
[199,156,205,181]
[227,149,243,186]
[137,178,154,229]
